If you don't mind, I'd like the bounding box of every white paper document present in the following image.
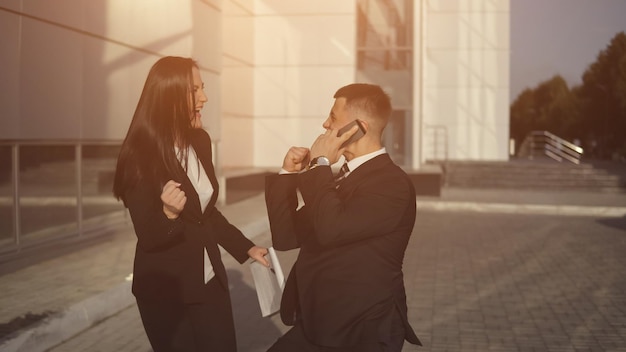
[250,247,285,317]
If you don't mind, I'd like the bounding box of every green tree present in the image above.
[579,31,626,158]
[510,75,580,151]
[511,31,626,160]
[510,88,535,147]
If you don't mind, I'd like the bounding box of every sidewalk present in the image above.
[1,187,626,352]
[0,192,272,352]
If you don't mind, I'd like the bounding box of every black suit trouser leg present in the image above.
[137,278,237,352]
[267,307,406,352]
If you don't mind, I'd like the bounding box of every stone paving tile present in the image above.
[47,233,296,352]
[404,210,626,352]
[9,194,626,352]
[0,220,136,326]
[1,194,270,348]
[48,305,150,352]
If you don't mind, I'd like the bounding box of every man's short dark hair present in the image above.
[333,83,392,120]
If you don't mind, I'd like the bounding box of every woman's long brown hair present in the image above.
[113,56,197,201]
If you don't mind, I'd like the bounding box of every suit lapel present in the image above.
[177,162,203,222]
[190,130,219,217]
[175,130,220,223]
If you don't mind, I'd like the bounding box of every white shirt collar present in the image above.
[345,147,386,173]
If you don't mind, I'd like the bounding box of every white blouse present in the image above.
[176,145,215,284]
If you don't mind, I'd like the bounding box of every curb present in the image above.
[0,213,270,352]
[0,281,134,352]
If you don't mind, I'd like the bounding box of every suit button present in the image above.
[198,221,203,225]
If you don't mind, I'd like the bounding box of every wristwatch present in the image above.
[308,156,330,170]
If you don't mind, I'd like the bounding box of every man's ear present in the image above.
[358,119,369,133]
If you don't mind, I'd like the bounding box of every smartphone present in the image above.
[337,119,366,148]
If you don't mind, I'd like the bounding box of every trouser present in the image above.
[267,305,406,352]
[136,278,237,352]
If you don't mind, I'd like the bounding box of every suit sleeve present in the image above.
[298,166,414,247]
[209,208,255,264]
[265,173,310,251]
[124,181,186,252]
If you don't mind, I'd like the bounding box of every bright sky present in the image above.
[510,0,626,101]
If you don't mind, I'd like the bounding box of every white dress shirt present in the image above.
[176,146,215,284]
[278,147,388,176]
[341,147,387,176]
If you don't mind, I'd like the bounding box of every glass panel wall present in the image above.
[357,0,414,166]
[384,110,412,166]
[0,142,125,257]
[18,145,78,243]
[81,145,124,222]
[357,0,413,71]
[0,145,13,247]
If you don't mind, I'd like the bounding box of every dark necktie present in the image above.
[334,163,350,187]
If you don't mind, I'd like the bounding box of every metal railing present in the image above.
[0,140,125,257]
[518,131,584,164]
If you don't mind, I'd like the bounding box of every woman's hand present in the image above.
[161,180,187,219]
[248,246,270,267]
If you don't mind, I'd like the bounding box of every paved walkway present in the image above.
[1,187,626,352]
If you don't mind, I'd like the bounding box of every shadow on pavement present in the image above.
[227,268,285,351]
[596,215,626,231]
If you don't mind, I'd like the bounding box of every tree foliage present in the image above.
[511,31,626,159]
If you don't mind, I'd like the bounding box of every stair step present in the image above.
[443,160,626,192]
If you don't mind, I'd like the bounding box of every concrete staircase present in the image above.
[443,158,626,193]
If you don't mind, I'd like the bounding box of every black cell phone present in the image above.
[337,119,366,148]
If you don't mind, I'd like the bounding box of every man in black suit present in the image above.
[265,83,421,351]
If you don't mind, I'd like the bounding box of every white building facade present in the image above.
[1,0,510,166]
[220,0,511,170]
[0,0,509,252]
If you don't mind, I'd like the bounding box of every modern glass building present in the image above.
[0,1,509,259]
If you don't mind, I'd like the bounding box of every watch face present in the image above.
[316,156,330,166]
[310,156,330,168]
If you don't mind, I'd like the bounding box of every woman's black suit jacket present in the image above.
[123,129,254,304]
[265,153,421,347]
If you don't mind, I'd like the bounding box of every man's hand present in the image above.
[282,146,310,172]
[310,124,359,164]
[248,246,270,267]
[161,180,186,219]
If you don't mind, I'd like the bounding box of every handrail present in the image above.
[518,131,584,164]
[1,138,225,258]
[0,140,124,255]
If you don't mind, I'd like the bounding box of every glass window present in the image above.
[357,0,414,166]
[0,145,14,247]
[18,145,77,243]
[81,145,124,222]
[357,0,413,71]
[384,110,412,166]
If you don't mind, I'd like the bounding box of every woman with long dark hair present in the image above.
[113,56,268,351]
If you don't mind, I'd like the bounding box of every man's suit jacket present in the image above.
[123,129,254,304]
[265,153,421,347]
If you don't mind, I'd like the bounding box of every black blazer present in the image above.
[265,153,421,347]
[123,129,254,303]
